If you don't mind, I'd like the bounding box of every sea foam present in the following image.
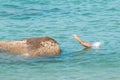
[92,42,102,49]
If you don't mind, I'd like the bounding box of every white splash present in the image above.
[23,53,29,57]
[92,42,102,49]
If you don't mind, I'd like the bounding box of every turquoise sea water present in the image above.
[0,0,120,80]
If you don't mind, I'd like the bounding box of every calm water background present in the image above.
[0,0,120,80]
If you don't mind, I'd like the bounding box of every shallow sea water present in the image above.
[0,0,120,80]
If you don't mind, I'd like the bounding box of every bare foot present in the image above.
[73,34,80,41]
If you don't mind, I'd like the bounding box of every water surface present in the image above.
[0,0,120,80]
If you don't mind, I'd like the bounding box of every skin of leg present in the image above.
[73,34,92,48]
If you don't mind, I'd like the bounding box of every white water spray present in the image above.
[92,42,102,49]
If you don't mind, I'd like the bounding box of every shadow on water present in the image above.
[0,48,95,66]
[63,48,92,57]
[0,49,64,65]
[76,48,92,53]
